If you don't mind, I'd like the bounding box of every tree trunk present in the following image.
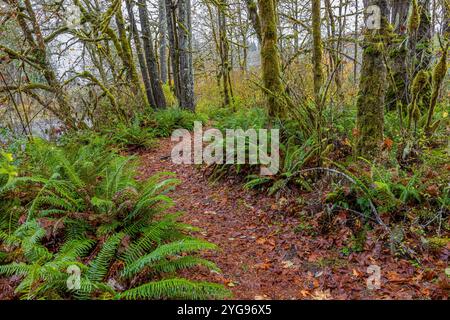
[355,0,390,158]
[386,0,409,111]
[177,0,195,110]
[137,0,167,108]
[312,0,324,108]
[124,0,154,108]
[258,0,285,118]
[408,0,433,112]
[165,0,181,99]
[245,0,262,45]
[416,0,433,71]
[217,1,232,107]
[158,0,168,84]
[444,0,450,38]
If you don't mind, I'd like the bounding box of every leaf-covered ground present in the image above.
[138,138,449,300]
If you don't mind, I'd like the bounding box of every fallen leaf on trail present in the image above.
[300,290,310,297]
[311,289,332,300]
[254,262,272,270]
[256,237,267,245]
[281,260,295,269]
[387,271,406,283]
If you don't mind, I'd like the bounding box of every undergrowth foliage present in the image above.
[0,137,229,300]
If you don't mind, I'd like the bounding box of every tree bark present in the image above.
[165,0,181,99]
[177,0,195,110]
[444,0,450,38]
[415,0,433,71]
[158,0,168,84]
[116,2,150,109]
[245,0,262,45]
[125,0,155,108]
[355,0,390,158]
[217,1,232,107]
[137,0,167,108]
[312,0,324,108]
[386,0,409,111]
[258,0,285,118]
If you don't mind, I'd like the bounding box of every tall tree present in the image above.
[165,0,195,110]
[245,0,262,44]
[137,0,167,108]
[116,2,144,103]
[125,0,155,108]
[444,0,450,38]
[312,0,324,109]
[165,0,181,99]
[355,0,390,158]
[177,0,195,110]
[158,0,168,84]
[312,0,325,154]
[415,0,433,71]
[386,0,410,110]
[258,0,285,118]
[217,0,233,107]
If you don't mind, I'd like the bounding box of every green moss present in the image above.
[356,18,390,158]
[257,0,286,118]
[426,237,450,251]
[426,46,448,132]
[407,0,420,34]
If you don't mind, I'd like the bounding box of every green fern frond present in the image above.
[119,278,230,300]
[122,239,217,278]
[0,262,30,276]
[87,232,125,282]
[151,256,221,274]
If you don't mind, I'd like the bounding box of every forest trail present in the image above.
[137,138,447,300]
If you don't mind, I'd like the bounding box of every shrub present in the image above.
[104,118,156,150]
[150,108,208,137]
[0,138,229,300]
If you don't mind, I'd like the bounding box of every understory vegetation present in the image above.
[0,0,449,300]
[0,135,229,299]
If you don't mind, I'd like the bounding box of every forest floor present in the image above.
[138,138,449,300]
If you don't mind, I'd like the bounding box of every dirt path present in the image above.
[138,138,448,300]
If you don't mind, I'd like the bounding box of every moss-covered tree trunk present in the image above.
[245,0,262,45]
[312,0,324,111]
[415,0,433,71]
[165,0,181,100]
[386,0,409,111]
[407,0,433,114]
[217,0,233,107]
[355,0,390,158]
[258,0,285,118]
[116,2,150,110]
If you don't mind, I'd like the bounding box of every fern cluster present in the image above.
[0,137,229,300]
